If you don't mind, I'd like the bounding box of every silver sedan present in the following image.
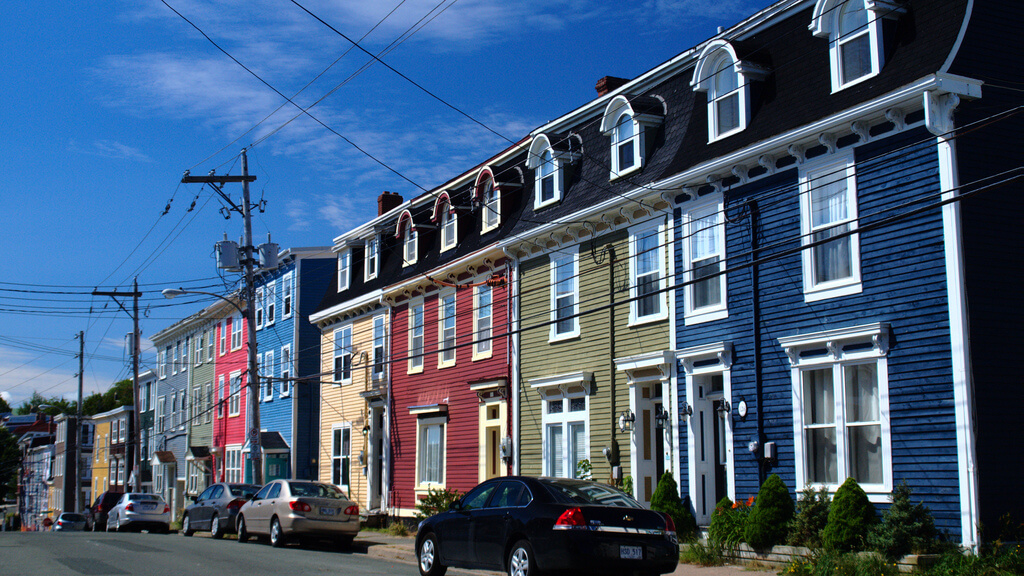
[106,493,170,533]
[236,480,360,548]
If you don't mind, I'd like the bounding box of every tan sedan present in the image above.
[236,480,361,548]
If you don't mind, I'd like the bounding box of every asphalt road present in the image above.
[0,530,430,576]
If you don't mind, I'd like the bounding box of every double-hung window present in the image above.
[372,314,386,379]
[474,283,492,358]
[800,155,862,301]
[333,326,352,384]
[205,382,212,423]
[613,113,637,175]
[171,343,178,375]
[332,425,351,489]
[550,248,580,341]
[338,250,352,292]
[365,237,379,281]
[408,301,425,373]
[811,0,901,92]
[157,397,166,433]
[195,334,204,365]
[263,349,274,401]
[403,226,418,267]
[440,209,457,251]
[255,287,265,329]
[207,328,215,360]
[480,177,500,232]
[265,281,276,326]
[219,323,226,356]
[282,272,293,318]
[216,375,224,418]
[231,316,243,350]
[158,348,167,379]
[538,149,556,205]
[684,200,727,324]
[228,372,241,416]
[543,394,588,479]
[629,221,668,324]
[710,55,740,137]
[280,345,291,397]
[418,418,445,486]
[438,291,457,367]
[528,135,578,209]
[782,323,892,500]
[225,447,241,483]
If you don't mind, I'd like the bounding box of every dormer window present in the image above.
[528,134,579,209]
[364,236,379,281]
[432,192,457,252]
[396,209,418,267]
[810,0,905,92]
[691,40,768,142]
[600,95,664,180]
[482,177,499,230]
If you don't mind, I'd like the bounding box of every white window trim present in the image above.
[683,197,728,325]
[415,415,447,490]
[158,349,166,380]
[372,313,387,381]
[195,334,204,366]
[480,178,502,234]
[225,445,242,483]
[628,220,670,326]
[263,349,274,401]
[207,328,215,360]
[338,249,352,292]
[171,343,178,375]
[473,282,493,361]
[156,397,166,433]
[231,316,243,351]
[265,280,277,326]
[228,371,241,417]
[690,40,769,143]
[810,0,903,94]
[799,153,863,302]
[782,322,893,502]
[333,325,353,385]
[255,287,265,329]
[280,345,292,397]
[364,236,379,282]
[541,391,590,479]
[549,247,581,342]
[600,96,663,182]
[610,110,643,180]
[282,271,294,319]
[527,135,579,210]
[437,290,457,368]
[219,322,226,356]
[403,226,418,267]
[331,423,352,491]
[217,375,225,419]
[408,299,425,374]
[440,209,458,252]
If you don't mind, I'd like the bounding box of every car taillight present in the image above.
[163,505,171,513]
[344,505,359,516]
[57,521,64,526]
[126,503,134,511]
[289,501,312,512]
[553,507,587,530]
[227,499,245,510]
[662,512,676,533]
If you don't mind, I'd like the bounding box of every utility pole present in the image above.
[75,331,83,513]
[182,149,263,485]
[93,277,143,492]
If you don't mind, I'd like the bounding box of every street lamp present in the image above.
[162,287,262,485]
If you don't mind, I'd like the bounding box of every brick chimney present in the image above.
[378,191,403,216]
[595,76,630,97]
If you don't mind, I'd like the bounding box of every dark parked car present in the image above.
[181,482,261,538]
[86,491,122,531]
[415,477,679,576]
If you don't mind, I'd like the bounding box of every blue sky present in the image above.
[0,0,768,408]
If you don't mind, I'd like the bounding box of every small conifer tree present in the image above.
[744,474,795,550]
[650,472,697,540]
[786,485,831,549]
[822,477,876,552]
[868,481,937,559]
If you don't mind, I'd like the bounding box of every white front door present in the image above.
[691,374,731,525]
[633,383,668,506]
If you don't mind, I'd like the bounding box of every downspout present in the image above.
[378,294,392,516]
[747,199,765,487]
[501,246,520,476]
[291,258,299,480]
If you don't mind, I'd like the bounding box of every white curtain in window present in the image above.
[547,424,564,478]
[569,422,586,478]
[811,170,852,283]
[845,364,881,484]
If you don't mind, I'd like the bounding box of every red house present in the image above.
[211,307,251,484]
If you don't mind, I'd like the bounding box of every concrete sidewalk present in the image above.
[356,532,775,576]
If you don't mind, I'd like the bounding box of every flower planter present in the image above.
[715,543,942,573]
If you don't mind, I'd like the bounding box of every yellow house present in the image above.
[89,406,132,501]
[311,292,390,516]
[90,418,112,500]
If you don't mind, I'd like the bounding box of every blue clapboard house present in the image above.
[251,247,335,482]
[667,0,1021,549]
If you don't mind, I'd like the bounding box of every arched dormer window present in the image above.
[810,0,905,92]
[691,40,769,143]
[600,95,664,180]
[431,192,457,252]
[395,209,418,267]
[527,133,580,209]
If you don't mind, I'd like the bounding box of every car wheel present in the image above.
[210,513,223,539]
[507,540,537,576]
[236,516,249,543]
[181,514,193,537]
[418,532,447,576]
[269,517,287,548]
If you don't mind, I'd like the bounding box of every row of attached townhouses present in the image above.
[127,0,1020,548]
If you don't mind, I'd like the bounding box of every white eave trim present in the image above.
[381,244,505,297]
[528,371,594,396]
[309,289,383,325]
[409,403,448,416]
[613,350,675,373]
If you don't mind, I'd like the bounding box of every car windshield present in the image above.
[128,494,162,502]
[230,485,260,499]
[61,513,85,521]
[288,482,346,499]
[541,479,642,508]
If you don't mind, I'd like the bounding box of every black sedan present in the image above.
[181,482,261,538]
[415,476,679,576]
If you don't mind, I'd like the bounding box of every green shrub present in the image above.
[822,477,876,552]
[385,520,409,537]
[414,486,462,520]
[622,475,633,495]
[788,485,831,549]
[708,496,751,549]
[781,551,901,576]
[745,474,795,550]
[681,541,725,566]
[650,472,697,541]
[868,481,937,559]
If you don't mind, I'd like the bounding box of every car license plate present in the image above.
[141,504,155,511]
[320,507,335,516]
[620,545,643,559]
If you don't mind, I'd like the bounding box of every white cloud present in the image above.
[0,347,81,408]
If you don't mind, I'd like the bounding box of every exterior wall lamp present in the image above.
[617,410,635,433]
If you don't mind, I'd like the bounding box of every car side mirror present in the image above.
[447,500,460,512]
[191,496,198,503]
